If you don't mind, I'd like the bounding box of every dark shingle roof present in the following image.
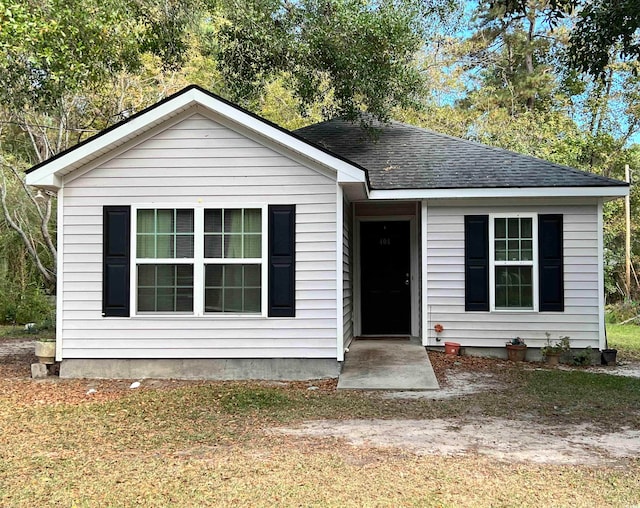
[295,118,626,190]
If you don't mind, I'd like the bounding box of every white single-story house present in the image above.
[25,85,628,379]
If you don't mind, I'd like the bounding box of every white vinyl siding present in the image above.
[61,113,338,359]
[426,203,601,349]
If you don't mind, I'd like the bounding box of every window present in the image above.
[134,207,262,315]
[136,209,194,313]
[204,209,262,313]
[491,216,536,310]
[464,213,563,313]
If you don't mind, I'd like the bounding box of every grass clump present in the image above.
[219,386,293,412]
[606,323,640,360]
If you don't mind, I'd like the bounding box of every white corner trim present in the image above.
[336,184,345,362]
[55,187,64,361]
[369,186,628,200]
[597,199,606,350]
[421,200,429,346]
[26,88,366,190]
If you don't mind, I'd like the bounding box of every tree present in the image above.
[212,0,458,122]
[493,0,640,78]
[0,0,205,296]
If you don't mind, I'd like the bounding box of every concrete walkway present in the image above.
[337,338,439,390]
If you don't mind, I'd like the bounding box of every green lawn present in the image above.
[606,323,640,360]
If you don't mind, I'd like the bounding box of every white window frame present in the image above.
[489,213,538,312]
[131,204,267,317]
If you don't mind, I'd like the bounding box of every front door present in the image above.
[360,221,411,335]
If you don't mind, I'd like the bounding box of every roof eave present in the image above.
[368,185,629,200]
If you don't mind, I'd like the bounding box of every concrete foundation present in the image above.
[428,346,601,365]
[59,358,341,380]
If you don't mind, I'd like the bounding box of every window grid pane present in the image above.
[494,217,533,262]
[137,264,194,312]
[204,264,261,313]
[495,266,533,309]
[204,208,262,259]
[136,209,194,259]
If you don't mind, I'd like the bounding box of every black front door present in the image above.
[360,221,411,335]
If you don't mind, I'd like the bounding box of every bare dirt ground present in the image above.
[275,352,640,467]
[275,418,640,467]
[4,338,640,467]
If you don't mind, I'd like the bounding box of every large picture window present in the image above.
[134,207,263,315]
[491,216,536,310]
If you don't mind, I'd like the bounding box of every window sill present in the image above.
[130,314,267,319]
[491,308,537,313]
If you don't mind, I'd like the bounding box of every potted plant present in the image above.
[506,337,527,362]
[35,337,56,365]
[541,334,570,366]
[601,348,617,366]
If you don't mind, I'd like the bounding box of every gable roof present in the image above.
[25,85,367,189]
[295,118,627,192]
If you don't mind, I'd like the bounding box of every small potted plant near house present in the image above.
[601,347,618,366]
[29,323,56,365]
[506,337,527,362]
[541,334,570,366]
[35,337,56,364]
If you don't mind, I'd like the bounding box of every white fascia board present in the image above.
[26,88,366,189]
[24,173,62,189]
[26,92,198,189]
[368,186,629,200]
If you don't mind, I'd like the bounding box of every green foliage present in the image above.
[572,347,594,366]
[606,302,640,324]
[541,334,571,356]
[568,0,640,79]
[0,0,202,111]
[0,283,52,325]
[213,0,457,122]
[495,0,640,79]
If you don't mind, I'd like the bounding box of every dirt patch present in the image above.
[587,362,640,378]
[0,337,36,357]
[280,354,640,467]
[0,338,37,378]
[384,371,503,400]
[274,418,640,466]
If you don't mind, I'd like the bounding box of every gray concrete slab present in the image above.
[60,358,340,380]
[337,338,439,390]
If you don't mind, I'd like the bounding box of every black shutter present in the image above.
[539,214,564,312]
[268,205,296,317]
[465,215,489,311]
[102,206,131,317]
